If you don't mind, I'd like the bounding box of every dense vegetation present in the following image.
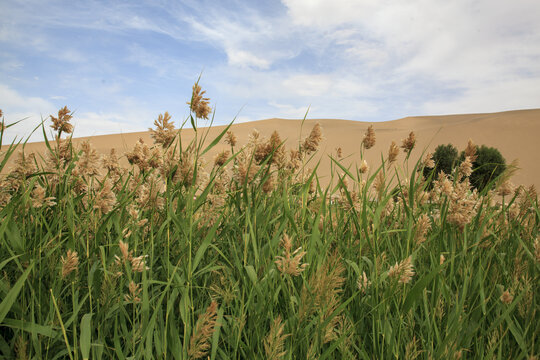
[424,144,459,185]
[0,87,538,359]
[460,145,507,192]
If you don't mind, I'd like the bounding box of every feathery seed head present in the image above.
[119,240,131,262]
[264,316,289,360]
[414,213,431,245]
[101,148,122,175]
[497,180,514,197]
[458,156,473,179]
[401,132,416,153]
[225,130,237,147]
[61,249,79,278]
[357,271,370,293]
[31,184,56,208]
[131,255,149,272]
[72,140,100,179]
[388,256,415,284]
[362,125,376,149]
[124,281,141,303]
[188,84,212,120]
[388,141,399,165]
[150,112,176,147]
[275,233,308,276]
[423,153,435,168]
[188,301,219,359]
[214,150,230,167]
[500,289,513,304]
[301,123,323,155]
[94,178,117,214]
[50,106,74,134]
[465,139,477,161]
[359,159,369,174]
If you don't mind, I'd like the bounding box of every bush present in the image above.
[424,144,459,182]
[461,145,506,192]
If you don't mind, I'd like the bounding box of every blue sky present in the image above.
[1,0,539,142]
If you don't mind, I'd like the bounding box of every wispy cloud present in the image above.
[1,0,539,142]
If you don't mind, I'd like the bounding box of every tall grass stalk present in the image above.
[0,94,538,359]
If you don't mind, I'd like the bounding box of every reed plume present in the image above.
[500,289,513,304]
[464,139,477,162]
[458,156,473,179]
[31,184,56,208]
[362,125,376,149]
[102,148,121,174]
[93,178,117,214]
[359,159,369,174]
[188,83,212,120]
[446,179,478,230]
[275,233,308,276]
[50,106,74,135]
[214,150,230,167]
[388,141,399,165]
[388,256,414,284]
[115,240,149,273]
[301,123,323,155]
[73,140,100,177]
[61,249,79,278]
[150,111,176,147]
[401,132,416,153]
[188,301,219,359]
[299,251,345,329]
[124,281,141,303]
[225,130,237,147]
[357,271,370,293]
[497,180,514,197]
[264,315,289,360]
[414,213,431,245]
[422,153,435,168]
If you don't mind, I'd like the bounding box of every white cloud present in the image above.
[0,83,153,143]
[228,50,271,70]
[282,75,332,97]
[2,0,539,134]
[422,77,540,115]
[268,102,312,119]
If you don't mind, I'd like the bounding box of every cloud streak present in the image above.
[1,0,539,142]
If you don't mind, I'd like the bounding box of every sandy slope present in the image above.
[5,109,540,189]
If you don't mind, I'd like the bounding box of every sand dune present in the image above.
[6,108,540,189]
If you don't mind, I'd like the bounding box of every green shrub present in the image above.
[461,145,506,192]
[423,144,459,183]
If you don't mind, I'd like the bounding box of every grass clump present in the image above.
[0,87,539,359]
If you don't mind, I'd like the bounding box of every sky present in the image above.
[1,0,539,142]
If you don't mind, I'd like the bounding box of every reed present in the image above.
[0,87,538,359]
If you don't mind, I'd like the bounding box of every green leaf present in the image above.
[192,222,219,273]
[0,262,33,324]
[199,122,233,157]
[245,265,257,285]
[2,318,57,337]
[402,265,440,313]
[80,313,92,360]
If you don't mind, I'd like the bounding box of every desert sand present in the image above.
[5,108,540,190]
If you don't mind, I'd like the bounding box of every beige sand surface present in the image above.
[5,109,540,189]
